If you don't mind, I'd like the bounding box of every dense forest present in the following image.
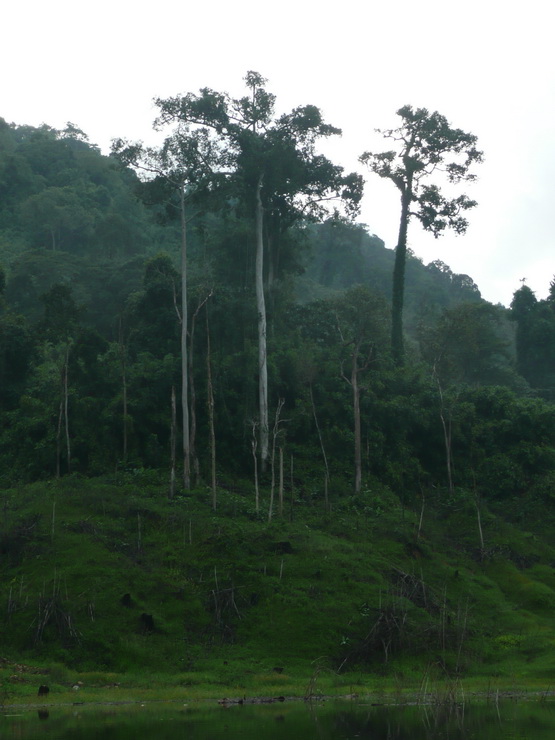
[1,86,554,498]
[2,76,555,684]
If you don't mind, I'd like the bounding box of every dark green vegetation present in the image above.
[2,75,555,692]
[2,471,555,696]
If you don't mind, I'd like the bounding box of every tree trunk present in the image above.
[189,301,200,486]
[268,399,284,523]
[169,385,177,499]
[251,422,260,514]
[391,187,412,365]
[206,306,217,510]
[180,186,191,489]
[56,398,63,479]
[435,373,454,495]
[63,346,70,473]
[118,328,128,465]
[352,355,362,494]
[278,446,284,517]
[255,174,269,470]
[309,382,330,510]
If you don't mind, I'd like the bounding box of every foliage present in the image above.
[360,105,483,364]
[1,95,555,684]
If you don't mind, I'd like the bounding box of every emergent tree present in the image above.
[360,105,483,364]
[112,127,225,490]
[155,72,363,469]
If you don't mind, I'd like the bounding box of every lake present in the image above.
[2,698,555,739]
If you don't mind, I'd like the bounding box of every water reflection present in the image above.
[2,699,555,740]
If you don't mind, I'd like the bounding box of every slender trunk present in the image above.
[268,399,284,523]
[169,385,176,499]
[180,186,190,489]
[417,490,425,542]
[309,382,330,510]
[278,446,284,517]
[352,357,362,494]
[391,187,412,365]
[56,398,63,479]
[63,346,70,473]
[290,455,294,522]
[189,303,200,485]
[118,329,128,465]
[251,423,259,514]
[255,174,269,470]
[475,493,485,556]
[206,307,217,510]
[435,374,454,494]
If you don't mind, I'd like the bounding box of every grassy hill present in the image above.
[2,473,555,701]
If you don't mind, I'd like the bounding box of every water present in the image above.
[2,699,555,740]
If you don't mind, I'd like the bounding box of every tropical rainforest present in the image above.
[2,75,555,698]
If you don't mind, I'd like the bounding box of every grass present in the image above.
[2,474,555,704]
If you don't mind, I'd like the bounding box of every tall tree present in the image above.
[360,106,482,365]
[155,72,363,467]
[335,285,390,493]
[112,127,224,489]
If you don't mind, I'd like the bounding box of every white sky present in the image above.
[3,0,554,306]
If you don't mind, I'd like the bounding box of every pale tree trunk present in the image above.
[434,372,454,495]
[56,345,71,476]
[180,186,191,489]
[121,355,128,465]
[206,305,217,510]
[56,398,62,479]
[118,324,128,465]
[352,358,362,495]
[63,346,71,473]
[169,385,177,499]
[340,340,366,494]
[268,399,285,523]
[309,382,330,511]
[190,291,214,488]
[278,446,284,517]
[251,422,260,514]
[255,174,269,470]
[189,303,200,486]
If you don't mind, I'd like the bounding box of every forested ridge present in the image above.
[2,78,555,685]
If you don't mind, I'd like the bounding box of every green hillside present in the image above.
[2,472,555,700]
[2,93,555,700]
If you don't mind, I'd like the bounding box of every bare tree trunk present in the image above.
[352,365,362,494]
[189,302,200,485]
[56,398,63,479]
[251,422,260,514]
[189,290,213,489]
[268,399,285,523]
[278,446,284,517]
[309,382,330,511]
[63,346,70,473]
[206,306,217,510]
[290,455,295,521]
[118,323,128,465]
[435,372,454,495]
[417,489,425,542]
[255,174,269,471]
[169,385,177,499]
[474,490,485,557]
[339,331,371,495]
[180,186,190,489]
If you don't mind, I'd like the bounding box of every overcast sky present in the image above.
[3,0,554,306]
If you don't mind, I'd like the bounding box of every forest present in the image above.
[2,74,555,689]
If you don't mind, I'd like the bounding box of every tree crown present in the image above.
[360,105,483,237]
